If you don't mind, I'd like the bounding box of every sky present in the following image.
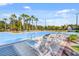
[0,3,79,26]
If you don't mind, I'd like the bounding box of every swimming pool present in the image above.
[0,31,54,45]
[0,31,79,46]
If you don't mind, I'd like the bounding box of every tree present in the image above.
[35,18,38,30]
[31,15,36,30]
[0,21,5,31]
[9,14,17,31]
[18,17,22,31]
[3,18,7,31]
[20,14,29,30]
[26,16,31,31]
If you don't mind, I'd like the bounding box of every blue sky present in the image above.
[0,3,79,26]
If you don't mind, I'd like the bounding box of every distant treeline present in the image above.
[0,13,79,32]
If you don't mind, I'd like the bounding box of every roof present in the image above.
[0,40,39,56]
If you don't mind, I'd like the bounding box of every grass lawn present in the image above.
[72,46,79,52]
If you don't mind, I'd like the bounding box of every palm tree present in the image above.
[18,17,22,31]
[20,14,29,30]
[31,15,35,30]
[26,16,31,30]
[35,18,38,30]
[9,14,17,31]
[3,18,7,31]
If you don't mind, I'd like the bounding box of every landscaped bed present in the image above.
[72,46,79,52]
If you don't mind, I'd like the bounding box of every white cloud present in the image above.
[55,9,77,18]
[24,6,31,10]
[0,3,12,6]
[56,9,77,14]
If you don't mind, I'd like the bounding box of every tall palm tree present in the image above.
[18,17,22,31]
[26,16,31,31]
[35,18,38,30]
[10,14,17,21]
[31,15,36,30]
[20,14,29,30]
[9,14,17,31]
[3,18,7,31]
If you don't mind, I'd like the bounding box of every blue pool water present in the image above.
[0,31,79,46]
[0,31,54,45]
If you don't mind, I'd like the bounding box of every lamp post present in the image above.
[76,13,79,30]
[45,17,46,30]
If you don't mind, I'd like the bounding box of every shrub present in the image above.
[75,30,79,32]
[68,34,78,42]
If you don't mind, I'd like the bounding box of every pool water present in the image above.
[0,31,54,45]
[0,31,79,46]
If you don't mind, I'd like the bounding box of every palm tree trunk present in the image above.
[23,18,25,31]
[36,21,37,30]
[28,21,30,31]
[32,20,33,30]
[24,23,25,31]
[20,23,21,31]
[5,21,6,31]
[27,21,29,31]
